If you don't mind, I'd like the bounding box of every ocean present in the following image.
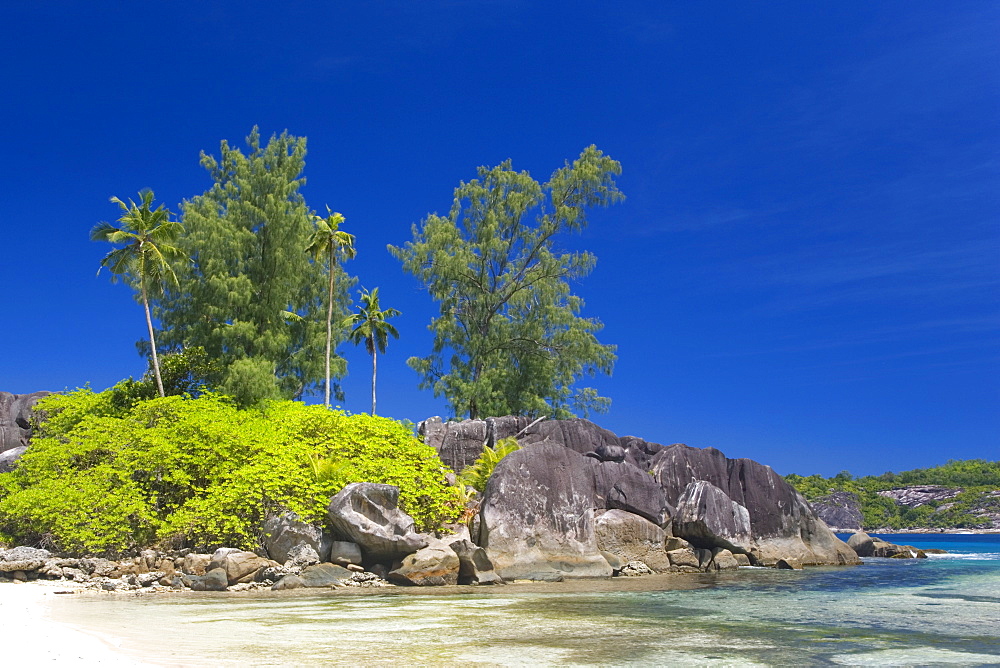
[48,534,1000,666]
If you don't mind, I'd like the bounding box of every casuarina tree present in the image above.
[389,146,621,419]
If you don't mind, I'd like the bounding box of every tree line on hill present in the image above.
[785,459,1000,530]
[92,127,621,418]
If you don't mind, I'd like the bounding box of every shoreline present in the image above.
[831,528,1000,535]
[0,580,152,665]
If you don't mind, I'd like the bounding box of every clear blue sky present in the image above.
[2,2,997,477]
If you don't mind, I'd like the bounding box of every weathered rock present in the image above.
[271,574,305,590]
[847,532,927,559]
[811,491,864,531]
[0,546,51,573]
[327,483,428,564]
[776,558,803,570]
[479,443,613,580]
[711,548,740,571]
[181,553,212,576]
[517,418,621,456]
[594,510,672,572]
[878,486,962,508]
[587,459,673,527]
[263,513,325,564]
[190,567,229,591]
[652,444,859,566]
[208,550,271,585]
[587,442,627,463]
[0,446,27,473]
[328,541,363,567]
[299,563,354,587]
[618,436,668,473]
[673,480,753,554]
[667,548,701,572]
[284,543,321,568]
[620,560,654,576]
[0,391,51,454]
[449,539,503,585]
[387,538,461,586]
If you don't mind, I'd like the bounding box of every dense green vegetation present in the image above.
[786,460,1000,530]
[0,390,460,556]
[390,146,622,419]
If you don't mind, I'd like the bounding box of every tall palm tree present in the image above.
[344,287,400,415]
[306,209,356,407]
[91,189,185,398]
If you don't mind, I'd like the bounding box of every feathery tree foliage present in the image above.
[91,190,186,398]
[306,209,356,408]
[390,146,622,419]
[344,287,400,415]
[155,128,356,405]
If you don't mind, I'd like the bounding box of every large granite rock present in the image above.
[262,512,325,565]
[0,391,51,454]
[449,538,503,585]
[617,436,668,472]
[847,532,928,559]
[207,549,272,585]
[587,459,673,527]
[479,442,613,580]
[651,444,859,566]
[421,416,532,472]
[811,491,864,531]
[387,537,461,586]
[594,509,672,572]
[327,483,428,565]
[517,418,621,456]
[673,480,753,554]
[0,445,27,473]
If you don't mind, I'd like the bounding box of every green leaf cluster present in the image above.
[785,459,1000,530]
[389,146,621,420]
[0,390,459,556]
[457,437,521,494]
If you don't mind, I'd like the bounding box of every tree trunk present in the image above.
[142,282,165,398]
[324,250,335,407]
[371,347,377,415]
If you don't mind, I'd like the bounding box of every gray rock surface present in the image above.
[673,480,753,553]
[387,537,461,586]
[262,513,325,564]
[207,550,272,585]
[594,509,672,572]
[327,483,428,565]
[421,416,532,472]
[0,445,27,473]
[587,459,673,527]
[847,532,927,559]
[651,444,859,566]
[328,540,363,567]
[299,563,354,587]
[0,391,51,453]
[479,442,613,580]
[449,538,503,585]
[810,491,864,531]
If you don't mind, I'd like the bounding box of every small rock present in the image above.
[620,560,654,576]
[776,558,803,570]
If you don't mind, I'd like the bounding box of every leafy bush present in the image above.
[0,391,459,555]
[458,437,521,494]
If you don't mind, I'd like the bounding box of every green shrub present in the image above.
[458,437,521,494]
[0,391,459,555]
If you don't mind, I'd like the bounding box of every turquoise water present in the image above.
[51,534,1000,666]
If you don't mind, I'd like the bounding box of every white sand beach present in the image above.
[0,581,151,665]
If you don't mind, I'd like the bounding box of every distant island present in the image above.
[785,460,1000,533]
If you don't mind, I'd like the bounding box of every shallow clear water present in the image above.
[50,534,1000,666]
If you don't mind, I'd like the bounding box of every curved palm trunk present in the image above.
[323,250,335,407]
[141,282,165,398]
[371,347,377,415]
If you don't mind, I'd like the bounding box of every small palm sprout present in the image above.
[91,189,185,398]
[343,287,400,415]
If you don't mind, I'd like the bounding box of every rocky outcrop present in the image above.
[878,486,963,508]
[262,513,325,565]
[587,459,673,527]
[479,442,613,580]
[673,480,753,554]
[327,483,428,565]
[387,537,461,586]
[420,416,532,472]
[811,491,864,531]
[594,509,672,572]
[847,532,928,559]
[0,391,51,457]
[650,444,859,566]
[449,538,503,585]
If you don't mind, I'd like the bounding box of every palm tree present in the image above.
[306,208,356,407]
[91,189,185,398]
[344,287,400,415]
